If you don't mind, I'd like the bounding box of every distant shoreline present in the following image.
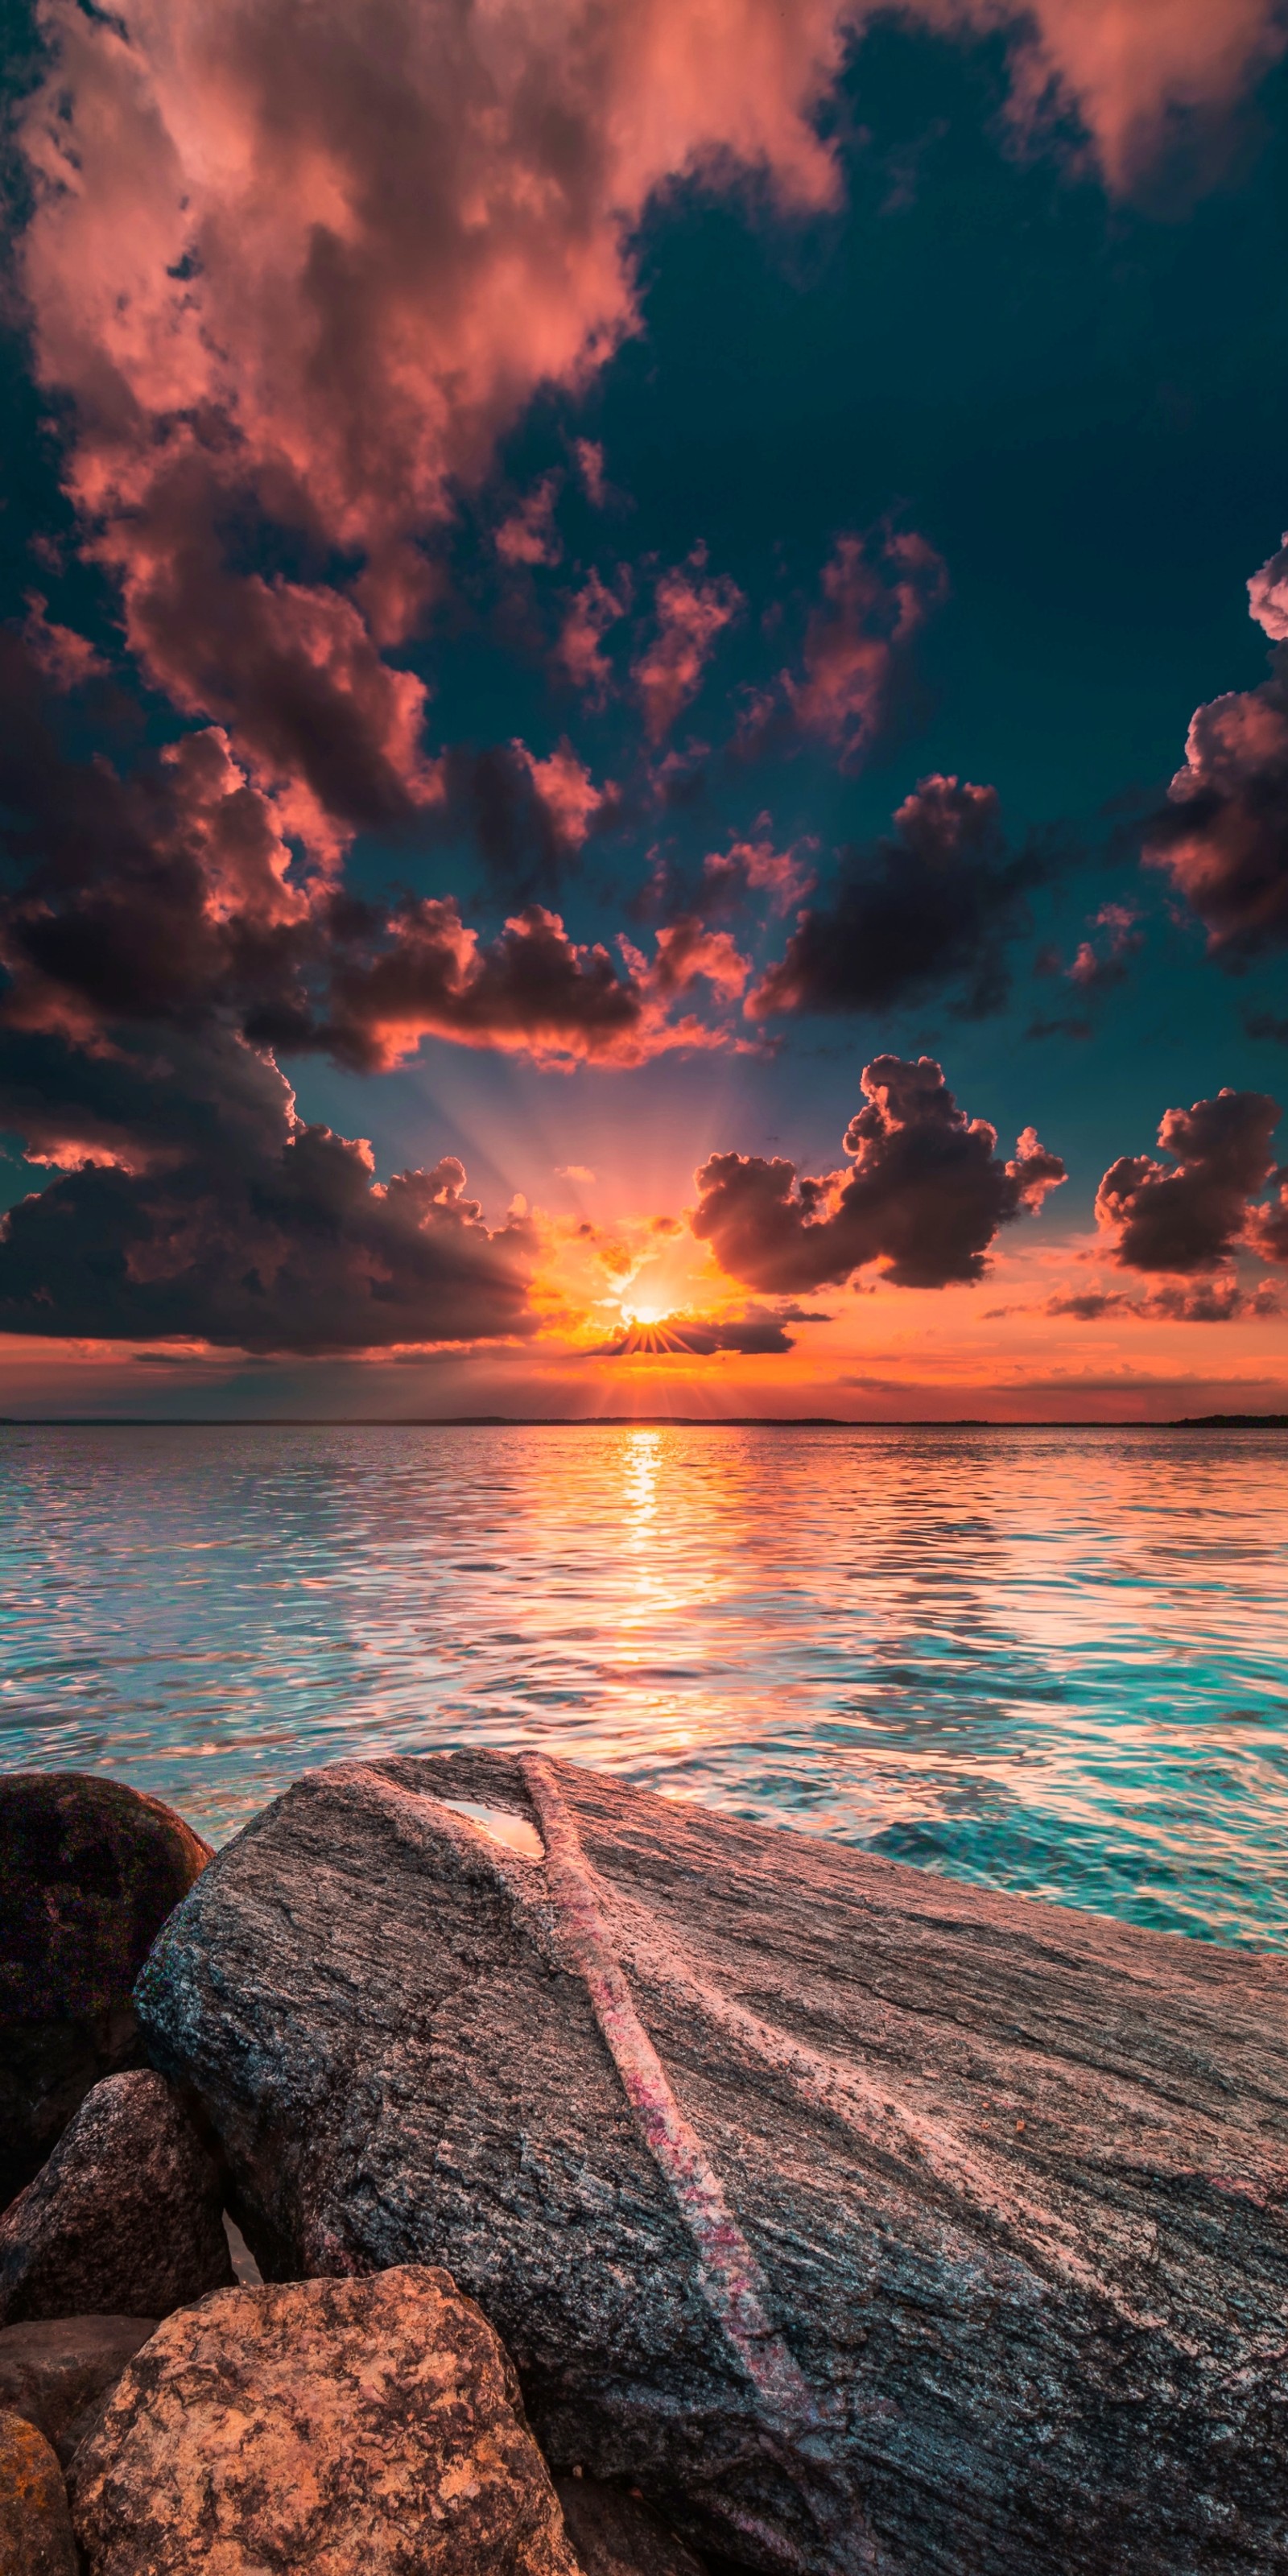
[2,1414,1287,1430]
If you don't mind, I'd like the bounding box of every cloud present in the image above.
[633,554,742,742]
[589,1305,800,1356]
[748,528,947,769]
[1142,536,1288,958]
[324,902,740,1071]
[1248,532,1288,641]
[1046,1280,1282,1321]
[572,441,608,510]
[510,741,606,861]
[0,1030,537,1351]
[648,917,751,1003]
[1144,652,1288,957]
[691,1054,1065,1293]
[22,596,109,691]
[496,475,563,568]
[555,570,632,705]
[749,774,1040,1021]
[1065,902,1143,990]
[974,0,1287,191]
[0,638,737,1077]
[1095,1087,1282,1272]
[557,1164,597,1184]
[15,0,1283,872]
[700,827,818,917]
[19,0,844,836]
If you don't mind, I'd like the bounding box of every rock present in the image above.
[70,2265,581,2576]
[0,1773,210,2208]
[0,2406,76,2575]
[0,2070,233,2326]
[555,2477,707,2576]
[0,2317,158,2467]
[135,1750,1288,2576]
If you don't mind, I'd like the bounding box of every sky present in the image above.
[2,0,1288,1420]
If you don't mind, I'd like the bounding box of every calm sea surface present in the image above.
[2,1422,1286,1949]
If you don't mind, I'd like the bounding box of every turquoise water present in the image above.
[2,1422,1285,1948]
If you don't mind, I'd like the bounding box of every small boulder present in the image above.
[0,2070,233,2326]
[0,1773,210,2208]
[0,2317,158,2467]
[0,2406,76,2576]
[71,2266,582,2575]
[555,2478,707,2576]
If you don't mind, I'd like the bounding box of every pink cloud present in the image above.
[20,0,846,839]
[326,901,745,1072]
[555,570,631,704]
[496,475,563,568]
[1249,533,1288,642]
[650,917,751,1001]
[22,596,109,691]
[782,529,947,765]
[572,440,608,509]
[17,0,1282,880]
[980,0,1287,190]
[514,742,605,852]
[702,826,818,915]
[634,553,742,742]
[1066,902,1143,990]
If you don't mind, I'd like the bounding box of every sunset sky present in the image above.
[4,0,1288,1418]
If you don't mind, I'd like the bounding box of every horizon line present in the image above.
[2,1414,1287,1430]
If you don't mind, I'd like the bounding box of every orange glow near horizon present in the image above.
[4,1187,1287,1422]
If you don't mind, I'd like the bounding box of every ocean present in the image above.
[2,1421,1285,1948]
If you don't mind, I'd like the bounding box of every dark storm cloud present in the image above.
[0,1033,537,1352]
[691,1055,1065,1293]
[749,776,1044,1023]
[1142,540,1288,959]
[589,1307,800,1357]
[0,638,732,1077]
[1143,650,1288,956]
[1095,1088,1283,1273]
[1046,1281,1282,1321]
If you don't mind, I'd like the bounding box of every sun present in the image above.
[623,1298,667,1327]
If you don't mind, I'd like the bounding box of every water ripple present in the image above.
[1,1423,1285,1947]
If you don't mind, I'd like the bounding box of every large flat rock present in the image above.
[135,1751,1288,2576]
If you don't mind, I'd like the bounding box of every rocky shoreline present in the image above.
[1,1760,1285,2574]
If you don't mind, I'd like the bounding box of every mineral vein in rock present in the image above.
[518,1757,886,2576]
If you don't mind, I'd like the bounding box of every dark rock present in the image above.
[555,2476,708,2576]
[0,2405,76,2575]
[134,1750,1288,2576]
[70,2265,581,2576]
[0,2317,158,2467]
[0,1773,210,2207]
[0,2070,233,2326]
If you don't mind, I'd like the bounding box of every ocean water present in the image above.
[2,1422,1285,1950]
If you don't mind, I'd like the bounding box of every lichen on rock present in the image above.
[0,2404,77,2576]
[70,2266,582,2576]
